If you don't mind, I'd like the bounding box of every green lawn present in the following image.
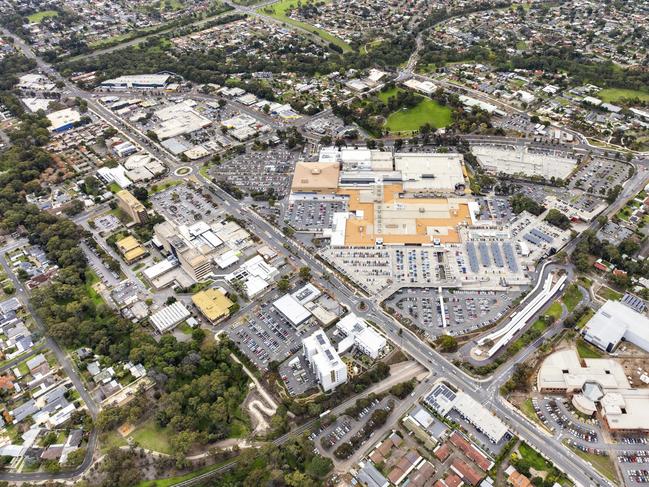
[545,301,563,320]
[84,270,103,305]
[576,338,602,359]
[99,431,128,453]
[130,418,173,454]
[566,443,618,482]
[518,443,553,472]
[576,308,594,329]
[151,180,182,193]
[530,319,547,333]
[562,284,582,312]
[135,459,234,487]
[577,276,592,289]
[378,87,404,103]
[107,182,122,193]
[259,0,351,52]
[596,286,622,302]
[598,88,649,104]
[28,10,58,23]
[384,98,452,134]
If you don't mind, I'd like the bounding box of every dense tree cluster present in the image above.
[211,435,333,487]
[0,68,248,461]
[510,194,546,216]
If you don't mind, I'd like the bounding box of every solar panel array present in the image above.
[491,242,504,268]
[524,233,542,245]
[530,228,553,243]
[478,242,490,267]
[503,242,518,272]
[466,242,480,272]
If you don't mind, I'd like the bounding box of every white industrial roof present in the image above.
[453,392,509,442]
[101,74,170,87]
[143,258,178,280]
[273,294,311,326]
[47,108,81,130]
[150,301,191,333]
[583,300,649,353]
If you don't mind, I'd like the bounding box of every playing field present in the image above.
[598,88,649,103]
[384,98,452,133]
[259,0,351,52]
[27,10,58,23]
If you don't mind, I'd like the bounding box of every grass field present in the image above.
[378,87,404,103]
[566,443,618,482]
[562,284,582,311]
[576,308,594,329]
[596,286,622,302]
[28,10,58,23]
[518,442,553,472]
[259,0,351,52]
[576,338,602,359]
[384,98,452,134]
[545,301,563,320]
[598,88,649,103]
[84,270,103,305]
[130,418,173,454]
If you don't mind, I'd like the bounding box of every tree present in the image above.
[436,334,458,352]
[277,277,290,292]
[299,266,312,281]
[545,209,571,230]
[64,199,85,216]
[132,186,148,202]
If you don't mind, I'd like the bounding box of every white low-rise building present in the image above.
[150,301,191,333]
[583,300,649,353]
[336,313,387,359]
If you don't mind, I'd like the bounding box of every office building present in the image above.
[302,330,347,392]
[538,349,649,432]
[192,288,234,324]
[116,236,147,264]
[425,383,508,443]
[336,313,387,359]
[116,189,148,224]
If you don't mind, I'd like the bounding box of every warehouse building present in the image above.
[273,294,312,328]
[472,144,577,180]
[47,108,81,132]
[150,302,191,333]
[537,349,649,432]
[101,74,171,90]
[153,101,211,140]
[582,300,649,353]
[302,330,347,392]
[425,383,509,443]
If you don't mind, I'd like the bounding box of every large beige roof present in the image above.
[291,162,340,192]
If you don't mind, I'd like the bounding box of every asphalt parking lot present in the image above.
[227,299,318,373]
[533,397,599,442]
[284,197,348,231]
[211,147,299,198]
[150,183,221,225]
[312,396,388,453]
[386,288,517,337]
[569,157,629,196]
[279,354,318,396]
[476,197,513,223]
